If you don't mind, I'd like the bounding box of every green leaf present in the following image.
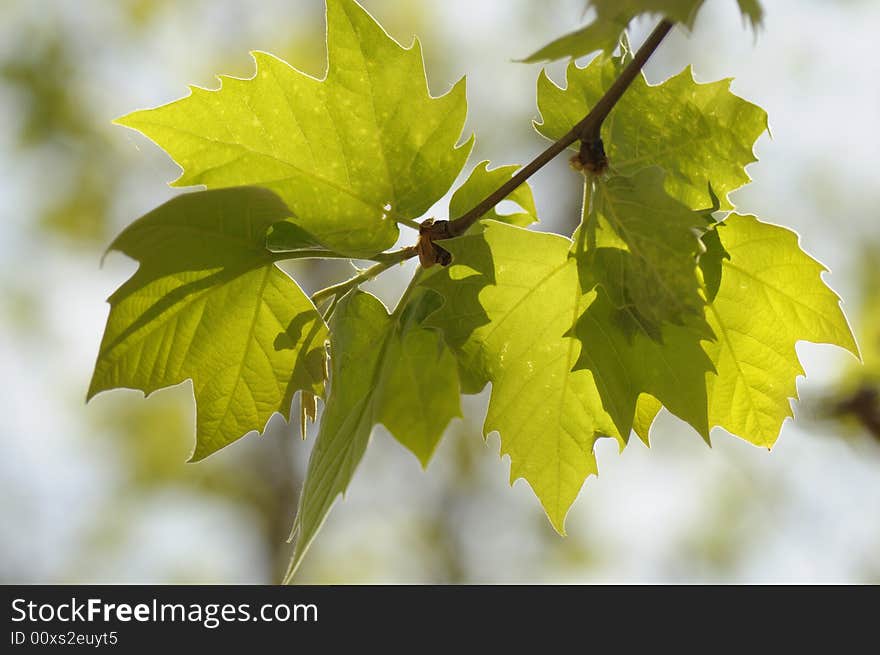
[286,291,386,581]
[579,170,711,334]
[286,289,460,580]
[449,161,538,227]
[536,56,768,210]
[115,0,472,258]
[520,22,629,66]
[578,212,858,450]
[573,287,714,442]
[702,214,858,446]
[570,173,714,442]
[375,289,462,466]
[422,221,619,533]
[521,0,763,62]
[88,187,328,461]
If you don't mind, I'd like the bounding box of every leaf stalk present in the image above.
[310,245,418,307]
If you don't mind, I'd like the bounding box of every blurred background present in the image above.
[1,0,878,584]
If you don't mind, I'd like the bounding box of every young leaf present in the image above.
[88,187,327,460]
[115,0,472,258]
[286,289,460,580]
[536,56,768,210]
[449,161,538,227]
[422,221,619,533]
[702,214,858,446]
[521,0,763,63]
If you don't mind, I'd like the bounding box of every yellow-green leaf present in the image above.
[536,56,768,210]
[633,395,663,445]
[571,173,714,442]
[376,289,462,466]
[88,187,327,460]
[116,0,472,258]
[703,214,858,446]
[422,221,619,533]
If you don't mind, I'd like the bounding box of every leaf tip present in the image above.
[415,451,433,471]
[111,109,146,131]
[84,380,101,404]
[457,131,476,156]
[110,113,130,128]
[186,445,209,464]
[698,428,712,448]
[515,49,543,65]
[448,72,468,97]
[282,545,304,585]
[547,510,568,537]
[249,49,287,73]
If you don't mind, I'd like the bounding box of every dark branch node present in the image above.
[418,219,453,268]
[571,136,608,175]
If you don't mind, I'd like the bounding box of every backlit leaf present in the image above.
[286,289,460,579]
[423,221,619,532]
[536,56,768,210]
[116,0,472,258]
[88,187,327,460]
[702,214,858,446]
[633,395,663,445]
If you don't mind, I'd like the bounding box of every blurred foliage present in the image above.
[0,24,117,246]
[825,247,880,441]
[1,32,90,147]
[40,169,111,243]
[85,389,302,582]
[676,467,781,579]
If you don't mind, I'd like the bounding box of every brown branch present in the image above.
[420,18,674,249]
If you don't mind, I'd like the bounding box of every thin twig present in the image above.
[310,246,417,306]
[395,216,422,231]
[371,247,420,263]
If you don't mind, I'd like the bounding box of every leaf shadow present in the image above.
[278,313,328,419]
